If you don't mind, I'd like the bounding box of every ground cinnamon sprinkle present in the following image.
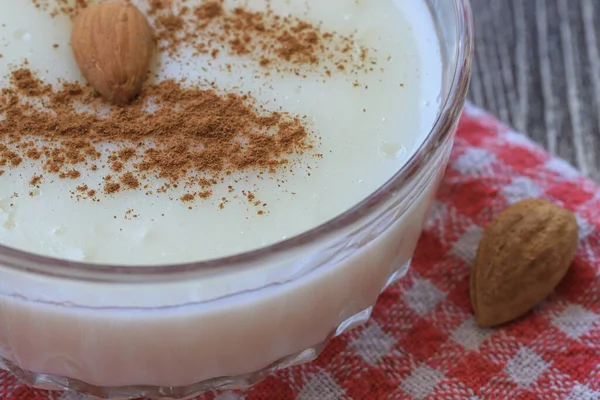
[181,193,195,202]
[152,0,372,71]
[34,0,373,75]
[59,169,81,179]
[11,0,375,206]
[29,174,42,186]
[104,182,121,194]
[31,0,88,18]
[0,68,313,197]
[0,145,22,167]
[26,148,41,160]
[121,172,140,189]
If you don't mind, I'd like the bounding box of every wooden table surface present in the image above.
[469,0,600,181]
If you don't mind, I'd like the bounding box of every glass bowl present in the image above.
[0,0,473,398]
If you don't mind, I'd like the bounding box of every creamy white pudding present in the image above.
[0,0,456,393]
[0,0,441,265]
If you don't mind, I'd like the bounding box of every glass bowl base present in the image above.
[0,260,411,400]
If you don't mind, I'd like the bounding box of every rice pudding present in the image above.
[0,0,453,393]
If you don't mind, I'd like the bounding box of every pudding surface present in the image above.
[0,0,442,265]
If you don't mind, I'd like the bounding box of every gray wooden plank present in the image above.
[469,0,600,181]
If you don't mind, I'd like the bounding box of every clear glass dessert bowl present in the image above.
[0,0,472,398]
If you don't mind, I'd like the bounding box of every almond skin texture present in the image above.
[71,1,154,106]
[470,198,579,327]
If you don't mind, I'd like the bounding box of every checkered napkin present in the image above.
[6,103,600,399]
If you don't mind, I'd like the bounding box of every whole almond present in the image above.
[470,198,578,327]
[71,1,154,105]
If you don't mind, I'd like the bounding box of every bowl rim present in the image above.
[0,0,474,282]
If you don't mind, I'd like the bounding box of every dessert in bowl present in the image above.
[0,0,472,398]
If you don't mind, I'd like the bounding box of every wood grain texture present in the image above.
[469,0,600,181]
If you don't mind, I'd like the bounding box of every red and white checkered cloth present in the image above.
[5,103,600,399]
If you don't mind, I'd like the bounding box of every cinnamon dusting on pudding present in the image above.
[32,0,374,74]
[150,0,374,72]
[104,182,121,195]
[9,0,383,209]
[180,193,195,202]
[121,172,140,189]
[0,69,313,198]
[29,174,42,186]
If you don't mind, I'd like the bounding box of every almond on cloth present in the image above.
[470,198,579,327]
